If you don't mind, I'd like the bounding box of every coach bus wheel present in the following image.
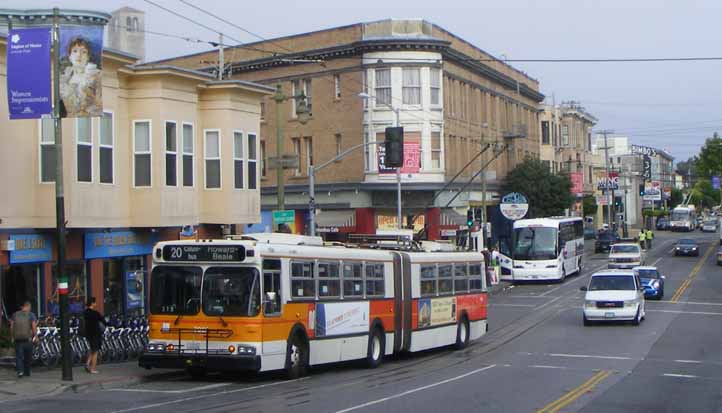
[366,327,385,368]
[454,316,470,350]
[285,334,309,380]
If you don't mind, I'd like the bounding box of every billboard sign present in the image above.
[59,25,104,117]
[6,27,52,119]
[643,181,662,201]
[631,144,658,157]
[500,192,529,221]
[642,155,652,181]
[378,142,420,174]
[597,171,619,191]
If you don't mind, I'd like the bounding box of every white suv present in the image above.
[581,270,646,326]
[608,243,645,269]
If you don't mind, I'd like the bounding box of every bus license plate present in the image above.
[605,312,615,318]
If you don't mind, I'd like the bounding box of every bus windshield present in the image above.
[150,266,202,315]
[513,227,558,260]
[671,210,690,221]
[202,267,260,317]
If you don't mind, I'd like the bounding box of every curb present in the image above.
[62,369,186,394]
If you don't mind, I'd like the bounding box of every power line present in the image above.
[360,56,722,63]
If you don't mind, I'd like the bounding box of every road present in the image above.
[5,231,721,412]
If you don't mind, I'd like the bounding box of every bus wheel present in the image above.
[285,334,308,380]
[454,316,470,350]
[366,327,385,368]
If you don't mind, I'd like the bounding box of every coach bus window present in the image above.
[291,261,316,299]
[150,266,201,315]
[438,264,453,295]
[365,263,385,297]
[318,261,340,298]
[420,265,436,296]
[469,264,483,291]
[454,263,469,293]
[343,262,363,297]
[203,267,260,317]
[263,260,282,315]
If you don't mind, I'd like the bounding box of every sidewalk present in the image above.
[0,361,179,403]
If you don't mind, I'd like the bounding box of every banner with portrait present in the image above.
[59,25,103,118]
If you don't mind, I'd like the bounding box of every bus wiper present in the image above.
[174,312,183,326]
[175,297,199,325]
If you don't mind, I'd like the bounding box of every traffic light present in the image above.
[474,207,482,224]
[466,209,474,227]
[384,127,404,168]
[639,183,645,197]
[614,197,622,208]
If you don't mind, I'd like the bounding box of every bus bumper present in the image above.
[139,352,261,372]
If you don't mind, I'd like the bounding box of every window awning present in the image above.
[441,209,467,227]
[316,209,356,233]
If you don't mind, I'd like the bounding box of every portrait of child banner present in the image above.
[59,25,103,118]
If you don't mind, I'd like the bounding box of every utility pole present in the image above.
[52,7,72,382]
[218,33,224,80]
[480,125,489,247]
[601,130,614,229]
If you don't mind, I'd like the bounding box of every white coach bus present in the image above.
[502,217,584,282]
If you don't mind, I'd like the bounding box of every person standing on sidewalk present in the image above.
[639,230,647,250]
[83,297,105,374]
[10,301,37,378]
[646,228,654,249]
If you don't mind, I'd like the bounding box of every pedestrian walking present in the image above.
[83,297,105,374]
[639,230,647,250]
[646,228,654,249]
[10,301,37,378]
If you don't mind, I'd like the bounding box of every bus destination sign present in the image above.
[162,245,246,262]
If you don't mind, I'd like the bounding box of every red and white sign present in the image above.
[378,142,420,174]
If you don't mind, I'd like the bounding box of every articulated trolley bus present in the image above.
[504,217,584,282]
[139,233,488,378]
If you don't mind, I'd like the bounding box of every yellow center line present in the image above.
[670,244,716,303]
[537,370,613,413]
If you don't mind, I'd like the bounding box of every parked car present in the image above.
[633,266,665,300]
[702,219,718,233]
[584,227,597,240]
[595,232,619,253]
[675,239,700,256]
[581,270,646,326]
[717,247,722,265]
[656,217,670,231]
[608,243,645,269]
[696,217,704,230]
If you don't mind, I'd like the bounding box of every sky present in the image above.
[8,0,722,163]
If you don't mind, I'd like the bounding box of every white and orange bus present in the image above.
[139,233,488,378]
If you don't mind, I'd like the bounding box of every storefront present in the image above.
[85,230,157,317]
[1,233,53,316]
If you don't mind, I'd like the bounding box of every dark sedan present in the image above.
[674,239,700,256]
[595,232,619,253]
[656,218,670,231]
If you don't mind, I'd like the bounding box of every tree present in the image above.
[502,158,575,218]
[670,188,684,208]
[692,132,722,181]
[582,195,598,216]
[690,179,719,209]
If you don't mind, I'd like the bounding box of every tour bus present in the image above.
[670,205,696,232]
[501,217,584,282]
[139,233,488,378]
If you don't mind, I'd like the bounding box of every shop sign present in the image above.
[317,226,340,233]
[440,229,457,237]
[9,234,52,264]
[84,231,158,259]
[499,192,529,221]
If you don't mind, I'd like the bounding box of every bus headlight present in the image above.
[147,342,166,352]
[237,345,256,355]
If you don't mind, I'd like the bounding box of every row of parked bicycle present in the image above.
[33,315,149,368]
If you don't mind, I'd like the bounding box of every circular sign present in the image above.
[500,192,529,220]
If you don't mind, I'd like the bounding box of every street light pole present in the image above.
[394,108,402,230]
[273,84,285,213]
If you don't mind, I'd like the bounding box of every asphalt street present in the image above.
[3,231,720,413]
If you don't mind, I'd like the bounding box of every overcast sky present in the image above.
[8,0,722,162]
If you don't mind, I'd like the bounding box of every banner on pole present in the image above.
[570,172,584,196]
[59,25,103,118]
[713,176,720,190]
[6,28,52,119]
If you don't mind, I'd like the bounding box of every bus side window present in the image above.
[343,262,363,297]
[469,264,483,291]
[291,261,316,300]
[263,259,281,315]
[318,261,340,298]
[365,263,385,297]
[454,263,469,293]
[438,264,453,295]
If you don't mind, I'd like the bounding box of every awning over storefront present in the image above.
[440,209,467,227]
[316,209,356,233]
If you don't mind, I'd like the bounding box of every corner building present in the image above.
[157,19,544,241]
[0,25,268,318]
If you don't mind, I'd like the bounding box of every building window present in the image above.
[126,16,132,31]
[402,68,421,105]
[292,138,301,176]
[363,126,371,172]
[165,121,177,186]
[334,74,341,99]
[304,79,312,115]
[541,121,550,145]
[260,102,265,121]
[133,121,151,187]
[292,79,313,117]
[304,136,313,174]
[40,118,56,183]
[561,125,569,146]
[233,131,244,189]
[248,133,258,190]
[76,118,92,183]
[182,123,194,187]
[335,133,342,157]
[430,68,441,106]
[260,140,266,178]
[99,112,113,184]
[375,69,391,106]
[431,131,442,169]
[204,130,221,189]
